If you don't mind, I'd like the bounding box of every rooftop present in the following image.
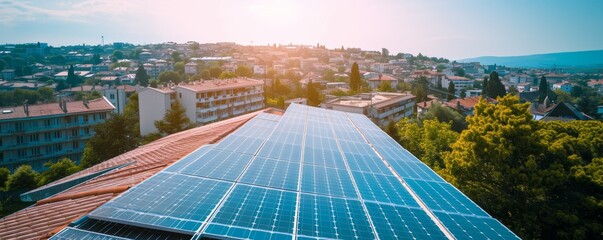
[325,92,415,109]
[0,97,115,121]
[176,78,263,93]
[0,109,270,239]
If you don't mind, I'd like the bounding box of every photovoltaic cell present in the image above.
[297,194,375,239]
[204,185,297,238]
[351,171,419,208]
[241,157,299,190]
[51,228,128,240]
[88,172,231,234]
[365,202,447,240]
[435,212,520,239]
[56,103,519,240]
[405,179,489,216]
[300,164,357,198]
[179,150,254,181]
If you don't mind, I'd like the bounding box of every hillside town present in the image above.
[1,41,602,172]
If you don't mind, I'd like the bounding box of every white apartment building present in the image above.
[177,78,264,125]
[138,78,265,135]
[443,76,475,96]
[321,92,415,126]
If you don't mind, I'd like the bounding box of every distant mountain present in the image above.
[459,50,603,68]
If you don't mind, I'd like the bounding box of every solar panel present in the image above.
[51,227,128,240]
[88,172,232,234]
[296,194,375,239]
[241,157,299,190]
[203,185,297,239]
[58,104,518,240]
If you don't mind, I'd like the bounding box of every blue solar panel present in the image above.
[203,185,297,239]
[178,150,254,181]
[435,212,520,239]
[58,104,518,240]
[344,152,392,175]
[303,147,346,169]
[351,171,420,207]
[405,179,490,216]
[300,164,357,198]
[241,157,299,190]
[214,135,266,155]
[257,141,301,162]
[297,194,375,239]
[88,172,231,234]
[365,202,447,240]
[51,227,128,240]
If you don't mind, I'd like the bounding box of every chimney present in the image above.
[83,97,89,108]
[61,99,67,113]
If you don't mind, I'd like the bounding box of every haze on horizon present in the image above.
[1,0,602,60]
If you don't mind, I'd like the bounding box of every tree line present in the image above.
[388,95,602,239]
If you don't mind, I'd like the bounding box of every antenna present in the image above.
[102,36,104,46]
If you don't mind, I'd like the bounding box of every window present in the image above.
[84,128,90,135]
[31,147,40,156]
[44,119,51,126]
[16,135,24,144]
[72,141,79,149]
[46,145,53,154]
[110,94,115,100]
[17,149,26,158]
[72,129,78,137]
[54,131,62,139]
[44,132,51,141]
[83,114,89,123]
[29,134,38,142]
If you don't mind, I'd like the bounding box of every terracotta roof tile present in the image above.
[0,97,114,120]
[0,109,274,239]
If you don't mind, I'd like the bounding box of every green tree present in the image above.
[219,71,237,79]
[38,158,79,186]
[0,167,9,190]
[6,165,38,191]
[487,71,506,98]
[460,89,467,99]
[377,81,394,92]
[307,79,320,107]
[421,103,468,132]
[174,62,185,74]
[0,59,6,71]
[49,55,66,65]
[436,64,446,72]
[447,81,456,101]
[482,76,489,97]
[396,118,458,170]
[413,76,429,102]
[209,66,223,79]
[91,54,102,65]
[112,50,125,60]
[235,65,253,77]
[66,65,81,87]
[277,96,285,109]
[158,71,182,84]
[149,80,158,88]
[452,67,465,77]
[171,51,182,62]
[55,80,68,91]
[135,65,150,87]
[37,87,55,103]
[154,100,194,136]
[538,76,548,103]
[349,62,361,92]
[81,113,140,168]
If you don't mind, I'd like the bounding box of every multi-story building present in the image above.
[0,97,115,172]
[176,78,265,125]
[321,92,415,126]
[138,78,264,135]
[444,76,475,96]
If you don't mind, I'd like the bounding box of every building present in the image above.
[531,101,593,121]
[321,92,415,126]
[138,87,176,135]
[552,82,572,93]
[175,78,265,125]
[0,104,518,239]
[366,74,399,89]
[444,76,474,96]
[0,97,114,172]
[1,69,16,81]
[184,62,198,75]
[444,96,496,116]
[138,78,264,135]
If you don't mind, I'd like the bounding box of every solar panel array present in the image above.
[52,106,518,239]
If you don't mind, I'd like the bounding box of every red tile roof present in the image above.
[0,109,273,240]
[0,97,115,121]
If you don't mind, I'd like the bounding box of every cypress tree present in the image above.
[66,65,80,86]
[482,76,489,97]
[349,62,361,93]
[538,76,548,103]
[135,65,150,87]
[447,81,456,101]
[488,71,506,99]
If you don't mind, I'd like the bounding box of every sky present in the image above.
[1,0,602,60]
